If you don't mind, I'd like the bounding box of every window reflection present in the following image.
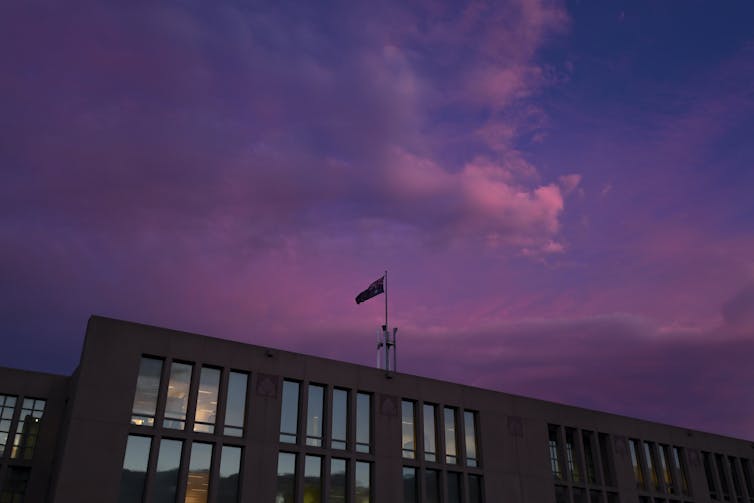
[11,398,45,460]
[644,442,659,491]
[331,389,348,450]
[444,407,457,464]
[629,439,644,489]
[401,401,416,459]
[164,362,192,430]
[355,461,371,503]
[185,442,213,503]
[659,445,674,493]
[280,381,299,443]
[194,367,220,434]
[130,357,163,426]
[673,447,689,495]
[0,395,17,457]
[218,445,242,503]
[223,372,247,437]
[276,452,296,503]
[154,439,182,503]
[329,458,347,503]
[425,468,440,503]
[118,435,151,503]
[356,393,370,453]
[402,467,417,503]
[306,385,324,447]
[464,411,478,468]
[423,404,437,462]
[304,455,322,503]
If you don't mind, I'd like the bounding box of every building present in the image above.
[0,315,752,503]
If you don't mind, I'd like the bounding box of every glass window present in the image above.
[356,393,371,453]
[280,381,300,443]
[11,397,45,460]
[703,451,719,500]
[566,428,581,482]
[644,442,660,491]
[331,389,348,450]
[277,452,296,503]
[741,459,754,503]
[582,431,598,484]
[605,492,619,503]
[403,466,417,503]
[401,401,416,459]
[598,433,614,486]
[224,372,248,437]
[218,445,242,503]
[444,407,458,464]
[423,404,437,462]
[306,385,325,447]
[355,461,371,503]
[194,367,220,433]
[118,435,152,503]
[716,453,731,500]
[185,442,213,503]
[464,410,479,467]
[131,356,163,426]
[304,455,322,503]
[468,474,483,503]
[629,439,645,489]
[554,485,568,503]
[447,472,462,503]
[590,489,604,503]
[164,362,192,430]
[549,425,562,480]
[330,458,347,503]
[0,394,17,456]
[672,447,689,496]
[154,439,183,503]
[425,469,440,503]
[572,487,586,503]
[730,457,744,503]
[0,466,31,503]
[659,445,674,494]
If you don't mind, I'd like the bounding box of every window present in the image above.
[131,356,163,426]
[118,435,152,503]
[468,474,484,503]
[572,487,586,503]
[401,400,416,459]
[280,381,300,443]
[223,372,248,437]
[582,431,598,484]
[425,468,440,503]
[716,454,731,501]
[0,467,30,503]
[464,411,479,467]
[164,362,192,430]
[356,393,371,453]
[447,472,462,503]
[185,442,213,503]
[276,452,296,503]
[549,425,563,480]
[566,428,581,482]
[644,442,660,491]
[10,397,45,460]
[670,447,689,496]
[741,459,754,503]
[194,367,220,433]
[0,394,16,456]
[703,451,719,500]
[659,445,674,494]
[444,407,458,464]
[590,489,604,503]
[218,446,242,503]
[306,385,325,447]
[403,467,418,503]
[598,433,614,486]
[423,404,437,462]
[330,458,347,503]
[729,457,744,503]
[629,439,645,489]
[331,389,348,450]
[304,455,323,503]
[154,439,183,503]
[355,461,371,503]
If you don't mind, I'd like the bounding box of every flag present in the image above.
[355,276,385,304]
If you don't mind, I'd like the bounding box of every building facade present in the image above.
[0,315,752,503]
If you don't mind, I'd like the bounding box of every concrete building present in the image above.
[0,315,752,503]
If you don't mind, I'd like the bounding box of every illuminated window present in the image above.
[444,407,458,464]
[306,384,325,447]
[0,394,17,456]
[464,411,479,468]
[130,356,163,426]
[276,452,296,503]
[356,393,371,453]
[304,455,323,503]
[194,367,220,434]
[401,400,416,459]
[10,397,45,460]
[279,381,300,443]
[223,372,248,437]
[185,442,213,503]
[423,404,437,462]
[218,445,242,503]
[118,435,152,503]
[331,389,348,450]
[164,362,192,430]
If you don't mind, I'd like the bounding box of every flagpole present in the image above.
[384,270,388,329]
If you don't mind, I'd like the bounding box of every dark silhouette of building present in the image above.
[0,315,752,502]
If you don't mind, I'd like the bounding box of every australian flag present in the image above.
[355,276,385,304]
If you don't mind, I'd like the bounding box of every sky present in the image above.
[1,0,753,440]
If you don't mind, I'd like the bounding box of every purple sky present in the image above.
[2,1,753,440]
